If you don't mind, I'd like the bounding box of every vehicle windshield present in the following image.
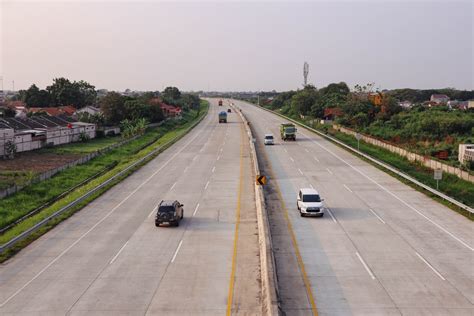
[265,135,273,139]
[285,127,295,133]
[302,194,321,202]
[158,206,175,213]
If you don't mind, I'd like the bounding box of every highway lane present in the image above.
[235,99,473,315]
[0,100,261,315]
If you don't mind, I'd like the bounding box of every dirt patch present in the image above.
[0,152,81,173]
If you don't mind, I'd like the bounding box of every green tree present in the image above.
[290,85,318,116]
[22,84,51,107]
[162,87,181,104]
[100,92,126,124]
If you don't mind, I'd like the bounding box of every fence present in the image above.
[332,124,474,184]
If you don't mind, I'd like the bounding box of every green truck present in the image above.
[218,111,227,123]
[280,123,296,141]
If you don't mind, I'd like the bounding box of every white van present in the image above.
[264,134,274,145]
[297,188,324,217]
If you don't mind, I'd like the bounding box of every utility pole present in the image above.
[12,80,15,92]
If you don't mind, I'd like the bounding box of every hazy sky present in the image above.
[1,0,473,91]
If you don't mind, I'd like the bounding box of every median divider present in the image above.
[232,103,280,316]
[0,105,209,255]
[254,104,473,215]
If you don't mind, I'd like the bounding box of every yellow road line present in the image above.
[261,143,319,315]
[226,123,244,316]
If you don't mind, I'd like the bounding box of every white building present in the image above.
[459,144,474,164]
[430,94,450,104]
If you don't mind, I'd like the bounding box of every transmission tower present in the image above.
[303,62,309,87]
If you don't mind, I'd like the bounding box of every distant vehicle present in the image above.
[155,200,184,227]
[280,123,296,141]
[219,111,227,123]
[227,108,232,113]
[218,100,223,106]
[264,134,274,145]
[297,188,324,217]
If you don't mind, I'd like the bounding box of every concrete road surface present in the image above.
[0,100,261,315]
[235,99,473,316]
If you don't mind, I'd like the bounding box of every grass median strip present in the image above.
[0,101,208,261]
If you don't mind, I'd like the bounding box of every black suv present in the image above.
[155,200,184,227]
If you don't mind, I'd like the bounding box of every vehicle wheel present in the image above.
[320,213,324,217]
[175,221,180,227]
[181,213,184,219]
[155,222,160,227]
[297,203,300,211]
[300,212,304,217]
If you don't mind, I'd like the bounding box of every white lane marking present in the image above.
[170,182,177,191]
[368,208,386,224]
[199,148,204,153]
[205,181,210,190]
[326,208,337,223]
[289,157,295,162]
[356,252,376,280]
[305,148,309,153]
[283,148,288,153]
[314,156,319,162]
[193,203,200,216]
[220,148,223,153]
[0,120,207,308]
[148,206,158,218]
[109,241,129,264]
[217,155,220,161]
[343,184,353,193]
[326,168,333,175]
[310,184,314,189]
[212,166,216,173]
[183,166,189,173]
[298,168,304,175]
[171,240,183,263]
[415,252,446,280]
[301,133,473,251]
[192,156,197,161]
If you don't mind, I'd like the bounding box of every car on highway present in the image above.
[264,134,274,145]
[297,188,324,217]
[227,108,232,113]
[155,200,184,227]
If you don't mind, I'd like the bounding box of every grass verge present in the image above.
[0,101,209,262]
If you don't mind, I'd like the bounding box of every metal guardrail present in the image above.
[254,104,473,214]
[0,110,208,254]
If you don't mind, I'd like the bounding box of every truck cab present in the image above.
[219,111,227,123]
[280,123,297,141]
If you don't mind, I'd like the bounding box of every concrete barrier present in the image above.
[232,102,280,316]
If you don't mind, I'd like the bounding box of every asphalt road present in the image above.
[235,99,473,316]
[0,100,261,315]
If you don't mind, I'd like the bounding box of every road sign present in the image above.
[256,175,267,185]
[355,133,362,140]
[434,169,442,190]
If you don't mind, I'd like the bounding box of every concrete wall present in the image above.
[332,124,474,184]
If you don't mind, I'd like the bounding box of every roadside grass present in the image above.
[0,101,208,234]
[40,136,123,154]
[0,171,36,190]
[252,103,474,219]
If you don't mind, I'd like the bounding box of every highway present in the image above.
[0,100,261,315]
[234,99,474,315]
